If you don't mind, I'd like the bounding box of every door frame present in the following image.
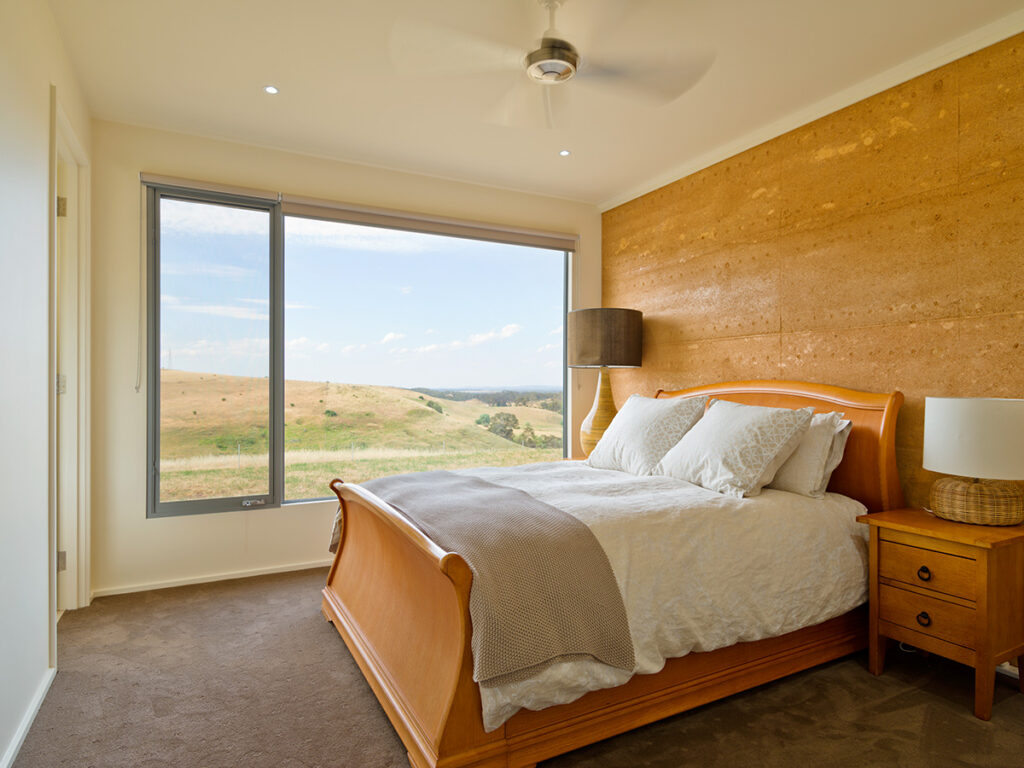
[51,97,91,621]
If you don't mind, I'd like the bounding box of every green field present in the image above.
[159,370,563,501]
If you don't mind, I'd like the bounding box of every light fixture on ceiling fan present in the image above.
[525,1,578,84]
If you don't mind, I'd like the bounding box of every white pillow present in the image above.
[654,400,814,497]
[817,418,853,495]
[586,394,708,475]
[768,412,852,498]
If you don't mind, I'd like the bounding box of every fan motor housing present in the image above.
[526,37,579,83]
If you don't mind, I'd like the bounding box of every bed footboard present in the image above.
[323,480,511,768]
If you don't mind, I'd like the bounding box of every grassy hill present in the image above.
[159,370,563,501]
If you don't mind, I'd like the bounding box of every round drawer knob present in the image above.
[917,566,932,582]
[916,611,932,628]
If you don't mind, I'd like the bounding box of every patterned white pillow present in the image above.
[586,394,708,475]
[654,400,814,497]
[768,412,852,498]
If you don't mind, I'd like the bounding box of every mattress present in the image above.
[457,461,870,730]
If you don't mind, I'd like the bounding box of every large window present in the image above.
[147,182,569,516]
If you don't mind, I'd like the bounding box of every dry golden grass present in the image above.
[158,370,564,502]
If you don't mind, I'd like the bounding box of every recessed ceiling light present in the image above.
[559,149,571,157]
[263,85,279,95]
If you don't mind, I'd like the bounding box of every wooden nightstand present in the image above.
[857,508,1024,719]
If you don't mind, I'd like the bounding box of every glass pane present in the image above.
[158,197,271,502]
[283,216,564,500]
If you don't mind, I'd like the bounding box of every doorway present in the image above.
[53,106,90,617]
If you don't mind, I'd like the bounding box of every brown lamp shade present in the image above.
[567,308,643,368]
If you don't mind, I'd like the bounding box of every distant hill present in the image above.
[159,370,563,459]
[158,370,565,500]
[411,387,562,412]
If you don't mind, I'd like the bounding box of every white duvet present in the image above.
[457,461,870,731]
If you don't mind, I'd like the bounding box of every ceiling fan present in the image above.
[390,0,714,129]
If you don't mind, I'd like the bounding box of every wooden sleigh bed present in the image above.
[322,379,905,768]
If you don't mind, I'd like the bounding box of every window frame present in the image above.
[146,184,284,518]
[145,179,572,516]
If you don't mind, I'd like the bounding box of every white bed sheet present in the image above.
[458,461,870,731]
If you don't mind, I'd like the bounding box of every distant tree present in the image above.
[475,414,491,426]
[324,409,338,418]
[488,412,519,440]
[426,400,443,414]
[519,423,537,447]
[537,434,563,450]
[539,393,563,412]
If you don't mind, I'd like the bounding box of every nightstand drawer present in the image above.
[879,540,976,601]
[878,584,975,649]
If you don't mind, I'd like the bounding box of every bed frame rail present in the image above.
[323,480,508,768]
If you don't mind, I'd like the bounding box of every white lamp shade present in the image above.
[923,397,1024,480]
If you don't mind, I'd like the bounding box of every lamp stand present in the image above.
[579,367,617,456]
[930,476,1024,526]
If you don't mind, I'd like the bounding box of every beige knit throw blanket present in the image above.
[358,470,635,687]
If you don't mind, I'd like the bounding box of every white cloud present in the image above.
[399,286,413,295]
[341,343,368,354]
[162,262,256,279]
[161,197,440,252]
[536,343,559,353]
[379,332,406,344]
[161,198,269,237]
[464,324,521,347]
[287,337,330,354]
[549,325,563,336]
[425,328,436,335]
[235,298,313,310]
[414,324,521,354]
[285,217,434,253]
[161,336,269,360]
[161,294,181,305]
[168,304,268,320]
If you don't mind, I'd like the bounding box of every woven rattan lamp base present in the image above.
[930,477,1024,526]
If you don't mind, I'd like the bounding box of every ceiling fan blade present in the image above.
[578,51,716,104]
[485,78,540,128]
[484,78,569,131]
[542,87,554,130]
[389,18,526,77]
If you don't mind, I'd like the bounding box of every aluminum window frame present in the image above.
[145,178,572,515]
[145,184,284,518]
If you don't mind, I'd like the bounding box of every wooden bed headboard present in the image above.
[656,379,904,513]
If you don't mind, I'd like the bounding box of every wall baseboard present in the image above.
[1,667,55,768]
[90,558,334,598]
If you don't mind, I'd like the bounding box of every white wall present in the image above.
[90,120,601,596]
[0,0,90,764]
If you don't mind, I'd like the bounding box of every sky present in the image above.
[158,198,565,389]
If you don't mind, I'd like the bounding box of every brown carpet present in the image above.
[14,568,1024,768]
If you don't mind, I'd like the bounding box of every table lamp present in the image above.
[567,308,642,456]
[922,397,1024,525]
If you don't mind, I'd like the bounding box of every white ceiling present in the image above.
[50,0,1024,208]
